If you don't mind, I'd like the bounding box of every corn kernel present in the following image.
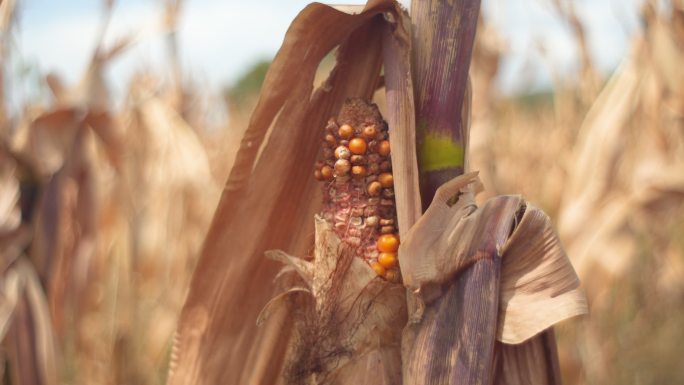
[362,125,378,139]
[377,234,399,252]
[367,181,382,196]
[338,124,354,139]
[320,165,333,180]
[378,173,393,188]
[351,165,367,178]
[349,138,368,155]
[371,262,386,276]
[378,140,391,156]
[378,252,397,269]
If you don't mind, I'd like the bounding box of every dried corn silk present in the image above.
[263,99,406,385]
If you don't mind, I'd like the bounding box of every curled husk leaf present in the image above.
[399,173,588,344]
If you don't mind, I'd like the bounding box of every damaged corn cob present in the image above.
[262,98,406,384]
[314,98,401,282]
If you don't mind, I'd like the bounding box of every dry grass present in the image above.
[0,0,682,384]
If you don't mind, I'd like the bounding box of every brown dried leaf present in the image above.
[265,217,405,384]
[399,173,587,344]
[499,203,587,344]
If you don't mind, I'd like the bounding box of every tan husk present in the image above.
[398,173,587,344]
[264,216,405,384]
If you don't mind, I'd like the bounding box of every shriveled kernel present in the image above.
[350,155,365,165]
[364,206,378,217]
[350,208,364,217]
[367,140,379,153]
[362,125,378,139]
[320,165,333,180]
[385,270,398,282]
[378,252,398,269]
[334,159,351,176]
[380,161,392,172]
[367,153,381,164]
[368,197,381,205]
[338,124,354,139]
[367,163,380,175]
[365,216,379,227]
[380,226,395,234]
[377,234,399,252]
[351,166,367,178]
[325,134,337,147]
[349,217,363,226]
[382,188,395,198]
[314,169,323,180]
[322,147,334,160]
[349,138,368,155]
[378,140,391,156]
[371,262,386,277]
[367,181,382,196]
[335,146,351,160]
[378,173,394,188]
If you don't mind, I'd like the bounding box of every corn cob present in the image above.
[314,98,401,282]
[263,98,406,384]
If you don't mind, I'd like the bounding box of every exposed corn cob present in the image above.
[314,98,401,282]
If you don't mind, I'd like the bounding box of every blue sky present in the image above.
[12,0,643,104]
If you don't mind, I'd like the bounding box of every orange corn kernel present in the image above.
[351,165,367,178]
[320,165,333,180]
[349,138,368,155]
[378,140,391,156]
[338,124,354,139]
[378,252,398,269]
[378,173,393,188]
[362,125,378,139]
[371,262,386,276]
[377,234,399,252]
[367,181,382,196]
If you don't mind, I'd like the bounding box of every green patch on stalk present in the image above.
[418,131,464,172]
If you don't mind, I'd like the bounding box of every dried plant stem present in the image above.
[407,2,563,385]
[411,0,480,210]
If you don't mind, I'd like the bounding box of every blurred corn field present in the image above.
[0,0,682,384]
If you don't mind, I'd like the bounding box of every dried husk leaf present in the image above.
[492,329,561,385]
[499,203,588,344]
[265,217,405,384]
[381,7,422,235]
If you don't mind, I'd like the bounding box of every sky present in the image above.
[10,0,644,105]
